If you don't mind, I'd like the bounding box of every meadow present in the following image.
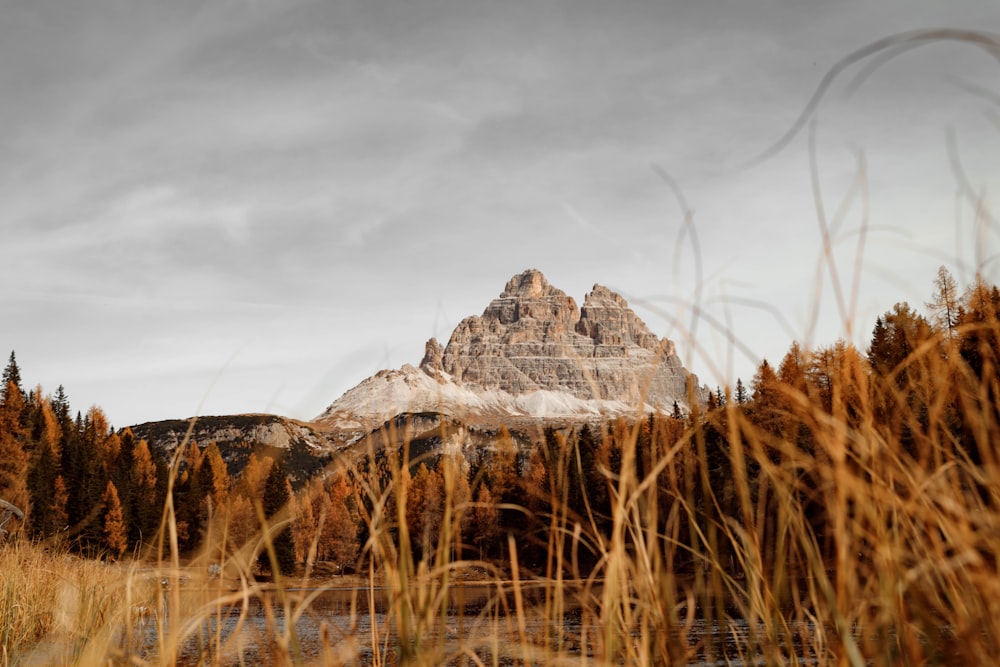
[3,29,1000,667]
[3,265,1000,666]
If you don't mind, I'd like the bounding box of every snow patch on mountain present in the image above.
[316,363,657,432]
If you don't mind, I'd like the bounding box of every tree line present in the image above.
[1,265,998,578]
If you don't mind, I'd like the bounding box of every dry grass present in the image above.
[4,320,999,666]
[2,28,999,667]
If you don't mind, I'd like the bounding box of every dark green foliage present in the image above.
[734,378,747,404]
[259,456,296,576]
[27,431,59,539]
[2,351,23,400]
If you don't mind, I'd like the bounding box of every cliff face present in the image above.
[135,270,704,458]
[422,269,694,408]
[317,269,703,436]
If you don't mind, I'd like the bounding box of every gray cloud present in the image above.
[2,0,998,424]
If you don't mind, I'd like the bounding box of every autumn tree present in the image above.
[470,484,500,559]
[405,462,444,559]
[292,480,319,564]
[51,475,69,538]
[171,440,204,550]
[485,426,519,504]
[27,398,63,538]
[0,371,30,523]
[927,265,961,340]
[198,442,230,525]
[129,437,161,545]
[439,453,471,559]
[954,274,1000,466]
[320,472,360,570]
[225,452,273,548]
[867,303,931,380]
[747,358,783,437]
[101,480,128,559]
[2,352,23,399]
[258,456,296,575]
[957,274,1000,380]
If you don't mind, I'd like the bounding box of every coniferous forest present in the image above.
[2,265,1000,665]
[0,266,996,569]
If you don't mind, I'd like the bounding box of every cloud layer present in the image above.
[3,0,999,424]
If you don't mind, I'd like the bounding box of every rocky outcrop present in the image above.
[317,269,703,433]
[130,414,334,453]
[424,269,697,409]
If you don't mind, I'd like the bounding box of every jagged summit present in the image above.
[317,269,703,434]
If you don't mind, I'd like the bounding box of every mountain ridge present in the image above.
[316,269,704,439]
[132,270,705,459]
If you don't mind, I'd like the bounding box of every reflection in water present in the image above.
[136,586,816,666]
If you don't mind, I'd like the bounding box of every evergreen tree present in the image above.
[50,475,69,538]
[71,409,112,550]
[1,352,23,401]
[27,400,62,538]
[734,378,748,405]
[259,457,296,575]
[128,438,160,545]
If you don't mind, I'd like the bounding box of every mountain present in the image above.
[316,269,704,442]
[132,270,705,462]
[129,414,335,485]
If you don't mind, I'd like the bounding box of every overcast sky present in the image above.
[3,0,999,426]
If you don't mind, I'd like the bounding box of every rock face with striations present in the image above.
[318,269,703,437]
[421,269,694,408]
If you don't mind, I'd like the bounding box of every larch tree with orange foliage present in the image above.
[0,357,30,527]
[102,480,127,559]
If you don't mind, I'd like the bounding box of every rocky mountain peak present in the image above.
[421,337,445,372]
[480,268,579,328]
[416,269,699,406]
[318,269,703,436]
[577,283,659,350]
[501,268,555,298]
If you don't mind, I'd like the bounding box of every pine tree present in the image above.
[734,378,747,404]
[71,408,113,550]
[27,400,62,538]
[1,352,23,401]
[259,457,296,575]
[50,475,69,537]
